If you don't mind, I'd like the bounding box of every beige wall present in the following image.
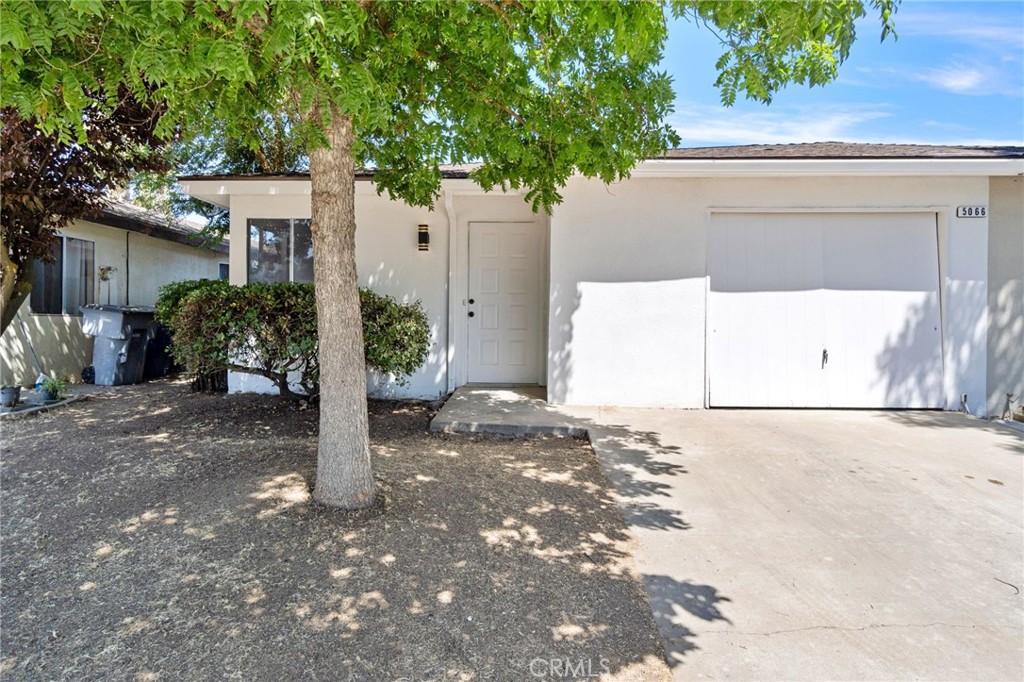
[987,176,1024,418]
[127,231,226,306]
[1,219,222,387]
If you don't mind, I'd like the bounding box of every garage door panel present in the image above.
[709,212,943,409]
[709,214,826,407]
[711,214,824,293]
[822,290,943,408]
[821,215,943,407]
[822,215,940,292]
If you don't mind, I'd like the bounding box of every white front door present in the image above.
[708,212,944,408]
[467,221,542,384]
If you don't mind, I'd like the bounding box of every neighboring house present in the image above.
[179,143,1024,418]
[0,201,228,387]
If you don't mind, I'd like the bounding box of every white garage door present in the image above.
[708,212,944,408]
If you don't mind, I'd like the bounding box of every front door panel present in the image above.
[468,222,541,383]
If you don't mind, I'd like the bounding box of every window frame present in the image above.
[246,218,313,284]
[29,235,96,316]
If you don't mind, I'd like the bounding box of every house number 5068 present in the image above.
[956,205,986,218]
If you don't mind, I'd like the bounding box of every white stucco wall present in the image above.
[987,176,1024,418]
[1,220,222,387]
[547,177,706,408]
[226,187,452,399]
[192,166,1013,415]
[548,174,994,412]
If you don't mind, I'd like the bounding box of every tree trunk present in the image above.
[0,235,32,336]
[309,110,377,509]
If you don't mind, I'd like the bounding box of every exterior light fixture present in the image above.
[418,224,429,251]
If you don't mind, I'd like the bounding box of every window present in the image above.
[30,237,95,315]
[247,219,313,283]
[219,263,230,280]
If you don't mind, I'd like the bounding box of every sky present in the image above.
[662,0,1024,147]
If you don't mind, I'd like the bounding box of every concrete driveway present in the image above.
[434,391,1024,680]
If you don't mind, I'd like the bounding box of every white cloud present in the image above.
[670,101,1023,146]
[671,103,893,145]
[846,4,1024,97]
[896,9,1024,50]
[856,61,1022,97]
[915,64,985,92]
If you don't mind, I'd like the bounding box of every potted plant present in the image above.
[39,376,69,402]
[1,385,21,408]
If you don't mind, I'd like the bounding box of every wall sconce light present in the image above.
[418,224,429,251]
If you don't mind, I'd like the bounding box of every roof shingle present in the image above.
[660,142,1024,159]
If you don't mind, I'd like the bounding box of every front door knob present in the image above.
[468,311,475,318]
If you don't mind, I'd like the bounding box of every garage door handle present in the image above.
[822,348,829,368]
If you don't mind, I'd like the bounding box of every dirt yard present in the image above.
[0,380,668,681]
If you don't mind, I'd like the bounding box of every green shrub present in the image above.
[156,278,232,391]
[170,282,319,400]
[157,280,430,401]
[154,278,231,326]
[360,288,431,384]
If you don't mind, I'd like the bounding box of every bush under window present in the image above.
[157,280,430,401]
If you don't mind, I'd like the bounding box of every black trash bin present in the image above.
[144,325,175,379]
[81,305,158,386]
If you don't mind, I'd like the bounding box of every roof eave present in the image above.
[88,208,229,254]
[177,175,486,208]
[631,157,1024,177]
[177,157,1024,205]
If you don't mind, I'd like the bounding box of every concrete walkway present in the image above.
[431,387,1024,681]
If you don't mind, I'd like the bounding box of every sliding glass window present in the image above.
[248,219,313,283]
[29,236,94,315]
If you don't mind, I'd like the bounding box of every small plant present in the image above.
[40,376,69,401]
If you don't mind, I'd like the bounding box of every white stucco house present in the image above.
[179,143,1024,418]
[0,201,228,387]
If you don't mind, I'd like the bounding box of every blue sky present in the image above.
[662,0,1024,147]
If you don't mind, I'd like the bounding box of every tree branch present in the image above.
[474,0,513,31]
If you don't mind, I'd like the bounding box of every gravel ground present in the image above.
[1,379,669,681]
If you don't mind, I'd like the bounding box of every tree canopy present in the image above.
[0,99,167,333]
[0,0,897,508]
[3,1,895,211]
[131,112,307,237]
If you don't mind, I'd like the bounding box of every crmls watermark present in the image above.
[528,657,611,678]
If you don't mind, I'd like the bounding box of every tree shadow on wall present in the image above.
[875,284,1024,453]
